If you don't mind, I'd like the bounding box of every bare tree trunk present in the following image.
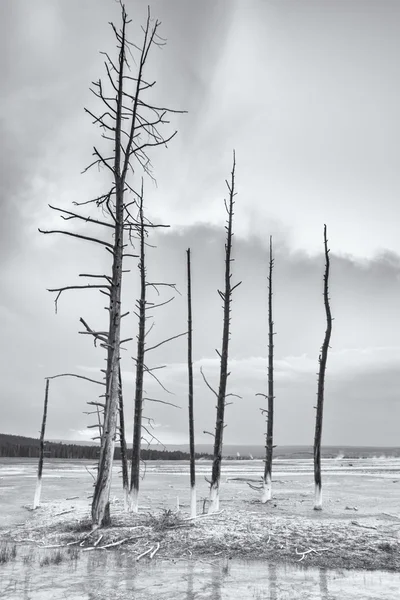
[209,154,240,513]
[262,236,275,503]
[313,224,332,510]
[118,364,129,509]
[129,192,146,513]
[187,248,196,518]
[91,11,127,525]
[33,378,50,509]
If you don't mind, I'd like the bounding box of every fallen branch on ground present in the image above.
[149,542,160,558]
[66,540,81,546]
[295,547,329,562]
[54,509,74,517]
[246,482,263,491]
[350,521,377,530]
[83,536,136,551]
[136,545,154,561]
[182,510,225,521]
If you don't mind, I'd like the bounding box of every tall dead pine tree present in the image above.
[208,153,241,513]
[128,190,185,511]
[33,378,50,509]
[262,236,275,503]
[129,192,146,512]
[187,248,196,517]
[313,224,333,510]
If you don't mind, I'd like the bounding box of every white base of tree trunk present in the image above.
[314,483,322,510]
[33,479,42,509]
[190,486,196,519]
[127,488,139,513]
[261,473,272,504]
[208,482,220,513]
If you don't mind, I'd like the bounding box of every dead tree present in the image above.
[187,248,196,517]
[262,235,275,502]
[33,378,50,509]
[208,153,241,513]
[129,191,146,512]
[118,364,129,508]
[129,190,186,512]
[313,224,333,510]
[33,372,106,508]
[39,4,182,528]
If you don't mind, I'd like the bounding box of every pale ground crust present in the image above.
[2,500,399,572]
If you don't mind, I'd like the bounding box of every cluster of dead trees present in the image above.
[36,4,333,526]
[37,5,186,525]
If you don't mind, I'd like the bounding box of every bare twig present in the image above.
[46,373,105,386]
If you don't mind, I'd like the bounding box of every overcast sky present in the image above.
[1,0,400,447]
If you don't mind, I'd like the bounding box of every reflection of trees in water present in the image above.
[319,568,329,600]
[211,561,222,600]
[185,561,223,600]
[85,552,138,599]
[186,560,195,600]
[0,565,20,599]
[268,562,277,600]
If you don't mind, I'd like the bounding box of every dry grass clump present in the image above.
[143,509,186,531]
[40,549,64,567]
[0,542,17,564]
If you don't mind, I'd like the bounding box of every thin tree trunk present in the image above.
[128,191,146,513]
[91,14,127,528]
[91,188,124,527]
[209,154,239,513]
[313,224,332,510]
[187,248,196,518]
[118,364,129,509]
[33,378,50,509]
[262,236,274,503]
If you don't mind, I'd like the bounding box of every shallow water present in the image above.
[1,552,399,599]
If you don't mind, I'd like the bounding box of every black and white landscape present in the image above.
[1,1,400,598]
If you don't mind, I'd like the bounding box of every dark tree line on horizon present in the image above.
[0,435,212,462]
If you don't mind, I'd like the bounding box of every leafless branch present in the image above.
[145,331,187,353]
[47,285,110,313]
[200,367,218,398]
[46,373,106,386]
[143,397,181,409]
[48,205,114,229]
[39,229,113,249]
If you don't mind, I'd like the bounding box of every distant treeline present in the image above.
[0,433,213,461]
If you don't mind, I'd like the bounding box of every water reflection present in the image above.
[268,562,277,600]
[186,560,194,600]
[1,549,400,599]
[319,568,329,600]
[211,561,222,600]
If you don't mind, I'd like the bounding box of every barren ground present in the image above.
[1,457,399,571]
